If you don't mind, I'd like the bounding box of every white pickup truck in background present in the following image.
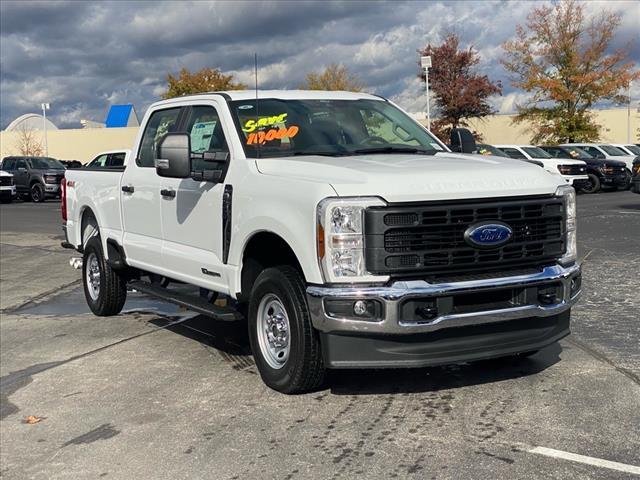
[495,144,589,189]
[62,90,582,393]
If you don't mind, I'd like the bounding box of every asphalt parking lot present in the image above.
[1,192,639,480]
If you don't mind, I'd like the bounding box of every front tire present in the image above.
[30,183,45,203]
[248,266,325,394]
[580,174,600,194]
[82,237,127,316]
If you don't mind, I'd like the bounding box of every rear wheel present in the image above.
[580,174,600,194]
[82,236,127,316]
[30,183,45,203]
[248,266,325,393]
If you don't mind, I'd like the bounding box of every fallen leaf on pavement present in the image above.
[23,415,44,424]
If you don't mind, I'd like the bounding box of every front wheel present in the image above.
[30,183,45,202]
[82,237,127,316]
[580,174,600,194]
[248,266,325,394]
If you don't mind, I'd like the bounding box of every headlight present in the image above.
[44,175,58,184]
[557,165,572,175]
[556,185,576,266]
[317,197,389,283]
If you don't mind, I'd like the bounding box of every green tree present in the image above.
[161,67,246,99]
[300,63,364,91]
[501,0,639,143]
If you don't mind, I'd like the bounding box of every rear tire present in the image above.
[248,265,325,394]
[82,236,127,316]
[30,183,45,203]
[580,174,600,194]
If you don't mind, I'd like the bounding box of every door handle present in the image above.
[121,185,134,193]
[160,188,176,198]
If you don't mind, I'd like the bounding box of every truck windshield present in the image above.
[522,147,552,159]
[623,145,640,155]
[601,145,627,156]
[29,157,65,169]
[229,98,446,158]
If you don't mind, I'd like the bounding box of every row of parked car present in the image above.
[1,141,639,203]
[476,142,640,194]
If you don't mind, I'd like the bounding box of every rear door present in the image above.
[121,107,182,269]
[159,101,232,291]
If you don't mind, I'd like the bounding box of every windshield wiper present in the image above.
[351,146,434,155]
[291,151,349,157]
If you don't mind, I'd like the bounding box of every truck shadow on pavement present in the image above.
[152,314,563,395]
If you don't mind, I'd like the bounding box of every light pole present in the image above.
[627,81,632,143]
[41,103,50,156]
[421,55,432,130]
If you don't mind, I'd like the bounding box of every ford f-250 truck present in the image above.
[62,90,582,393]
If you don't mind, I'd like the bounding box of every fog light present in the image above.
[353,300,368,316]
[324,298,384,321]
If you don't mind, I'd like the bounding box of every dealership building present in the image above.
[1,105,638,163]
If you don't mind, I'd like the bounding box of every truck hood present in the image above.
[255,152,562,202]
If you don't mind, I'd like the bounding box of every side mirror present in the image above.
[155,133,191,178]
[450,128,477,154]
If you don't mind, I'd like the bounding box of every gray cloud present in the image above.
[1,0,637,129]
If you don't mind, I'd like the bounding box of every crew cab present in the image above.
[494,145,589,189]
[62,91,582,393]
[539,145,628,193]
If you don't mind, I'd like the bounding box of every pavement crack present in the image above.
[1,279,81,313]
[0,314,195,419]
[566,337,640,386]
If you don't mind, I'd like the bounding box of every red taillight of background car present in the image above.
[61,177,67,221]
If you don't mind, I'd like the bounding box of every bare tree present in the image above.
[14,124,44,156]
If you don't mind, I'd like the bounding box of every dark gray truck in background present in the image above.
[0,156,65,202]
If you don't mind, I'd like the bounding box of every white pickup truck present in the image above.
[62,90,582,393]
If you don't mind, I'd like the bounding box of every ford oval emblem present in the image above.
[464,222,513,249]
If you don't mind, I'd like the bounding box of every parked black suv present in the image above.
[539,146,628,193]
[0,156,65,202]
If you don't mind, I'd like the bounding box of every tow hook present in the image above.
[70,257,83,269]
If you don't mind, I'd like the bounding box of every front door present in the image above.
[121,106,181,270]
[14,159,29,193]
[159,102,231,292]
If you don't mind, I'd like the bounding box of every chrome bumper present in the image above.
[306,263,582,335]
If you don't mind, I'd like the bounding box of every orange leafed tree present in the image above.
[161,67,246,99]
[301,64,364,92]
[501,0,639,143]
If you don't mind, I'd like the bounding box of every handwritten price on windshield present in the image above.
[246,126,299,145]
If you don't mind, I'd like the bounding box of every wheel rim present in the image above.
[256,294,290,369]
[583,177,597,193]
[86,252,101,300]
[31,185,41,201]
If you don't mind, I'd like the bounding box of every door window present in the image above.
[108,152,126,167]
[500,148,526,159]
[183,106,229,173]
[137,108,181,167]
[16,159,28,170]
[583,146,604,158]
[87,154,109,168]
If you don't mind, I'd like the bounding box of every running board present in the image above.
[128,280,242,321]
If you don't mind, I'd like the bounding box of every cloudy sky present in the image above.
[0,0,637,129]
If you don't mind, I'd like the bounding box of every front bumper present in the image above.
[44,183,60,195]
[601,174,628,186]
[307,264,581,335]
[632,176,640,194]
[307,263,581,367]
[569,177,590,189]
[0,187,16,199]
